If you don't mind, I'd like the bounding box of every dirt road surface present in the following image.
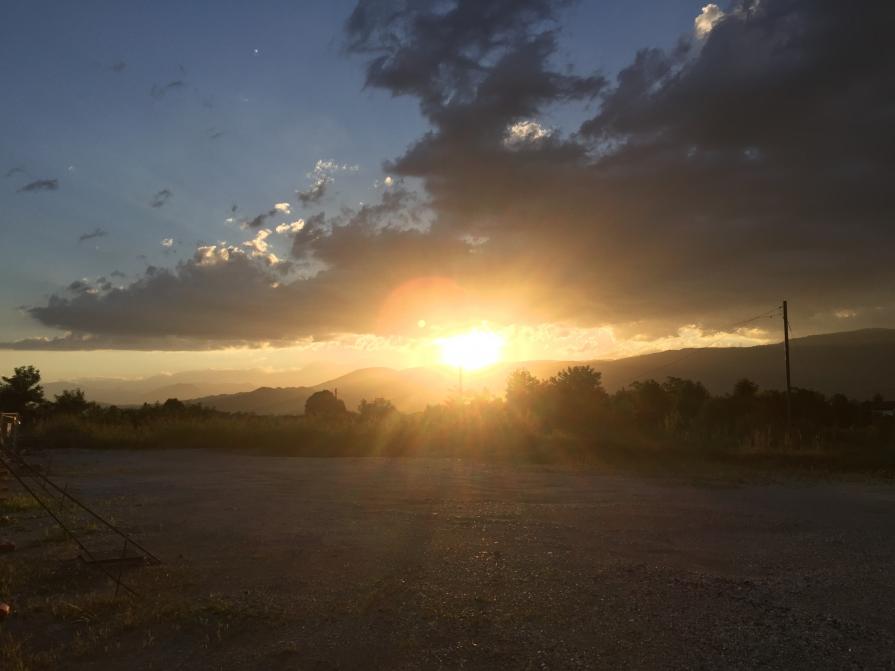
[3,449,895,669]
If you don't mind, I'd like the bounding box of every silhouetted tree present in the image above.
[662,377,709,432]
[305,390,347,417]
[506,370,543,415]
[733,378,759,399]
[162,398,186,412]
[53,388,92,415]
[0,365,45,418]
[628,379,669,430]
[543,366,607,430]
[830,393,855,428]
[358,397,397,422]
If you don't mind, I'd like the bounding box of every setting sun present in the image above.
[437,329,505,370]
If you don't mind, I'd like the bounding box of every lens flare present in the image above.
[437,329,504,370]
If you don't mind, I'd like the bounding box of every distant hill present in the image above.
[188,329,895,415]
[42,364,354,406]
[191,367,457,415]
[591,327,895,400]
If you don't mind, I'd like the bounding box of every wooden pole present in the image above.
[783,300,792,427]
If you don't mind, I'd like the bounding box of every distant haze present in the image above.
[46,329,892,412]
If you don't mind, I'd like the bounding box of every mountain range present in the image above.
[41,361,355,406]
[184,329,895,415]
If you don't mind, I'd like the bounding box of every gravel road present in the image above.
[9,450,895,669]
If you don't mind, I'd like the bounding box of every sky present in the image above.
[1,0,893,381]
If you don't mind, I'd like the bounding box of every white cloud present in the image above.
[243,229,272,255]
[384,176,394,188]
[311,159,359,178]
[195,244,239,266]
[298,159,360,202]
[161,238,174,248]
[239,230,285,267]
[503,120,552,148]
[695,4,725,38]
[275,220,305,234]
[274,202,291,214]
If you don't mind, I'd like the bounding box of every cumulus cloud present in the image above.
[344,0,895,335]
[161,238,174,248]
[694,4,725,37]
[17,188,478,348]
[274,202,292,214]
[275,220,305,234]
[243,229,272,255]
[503,120,552,148]
[12,0,895,349]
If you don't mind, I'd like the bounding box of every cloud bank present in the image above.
[11,0,895,350]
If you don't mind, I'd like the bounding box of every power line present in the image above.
[620,306,781,388]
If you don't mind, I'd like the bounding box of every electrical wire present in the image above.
[621,306,782,388]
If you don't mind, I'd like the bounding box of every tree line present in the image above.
[2,364,893,456]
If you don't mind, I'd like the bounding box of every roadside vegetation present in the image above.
[2,365,894,473]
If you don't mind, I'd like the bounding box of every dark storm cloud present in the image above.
[17,178,58,192]
[292,187,419,258]
[0,332,262,352]
[18,236,439,346]
[77,228,107,243]
[342,0,895,335]
[149,189,172,208]
[111,61,126,73]
[12,0,895,349]
[16,188,484,349]
[4,166,25,178]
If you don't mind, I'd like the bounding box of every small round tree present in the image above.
[305,390,347,417]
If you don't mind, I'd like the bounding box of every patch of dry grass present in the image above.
[1,558,286,670]
[0,495,39,514]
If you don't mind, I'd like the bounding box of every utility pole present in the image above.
[783,300,792,427]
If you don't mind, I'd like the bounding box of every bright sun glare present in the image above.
[437,329,505,370]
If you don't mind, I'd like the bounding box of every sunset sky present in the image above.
[1,1,892,381]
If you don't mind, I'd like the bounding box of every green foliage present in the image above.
[0,365,44,416]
